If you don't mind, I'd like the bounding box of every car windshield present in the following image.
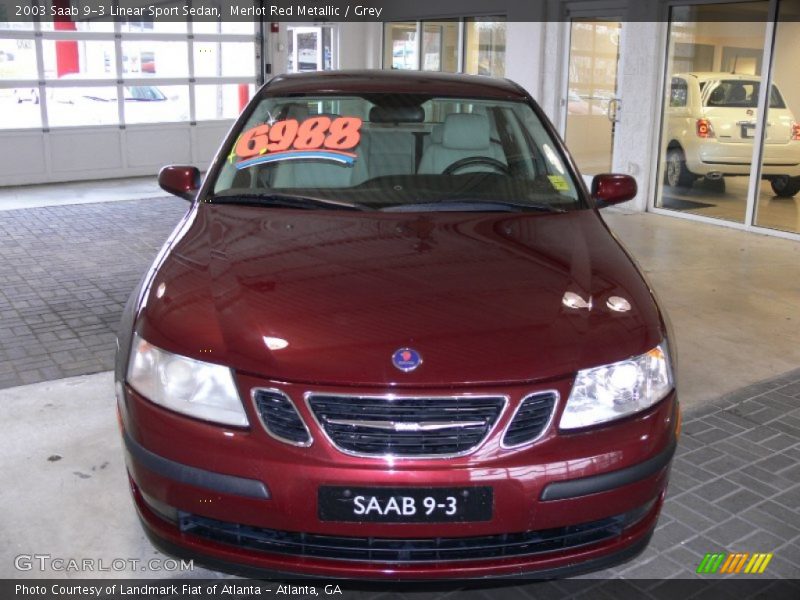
[702,80,785,109]
[211,93,586,212]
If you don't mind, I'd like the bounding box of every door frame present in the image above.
[557,1,630,181]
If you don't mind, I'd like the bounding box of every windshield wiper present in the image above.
[382,200,566,213]
[209,192,369,211]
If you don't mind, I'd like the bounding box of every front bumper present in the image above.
[120,377,677,579]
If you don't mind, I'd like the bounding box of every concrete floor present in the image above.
[0,372,220,580]
[0,177,164,212]
[604,210,800,409]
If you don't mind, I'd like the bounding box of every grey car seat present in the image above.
[417,113,506,174]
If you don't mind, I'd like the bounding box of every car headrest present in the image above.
[443,113,490,150]
[283,103,310,120]
[369,105,425,123]
[729,84,747,102]
[430,124,444,144]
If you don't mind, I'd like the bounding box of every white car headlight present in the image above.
[126,333,248,427]
[560,342,674,430]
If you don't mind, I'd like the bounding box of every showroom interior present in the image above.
[0,0,799,589]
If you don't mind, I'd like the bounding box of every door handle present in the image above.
[607,98,621,123]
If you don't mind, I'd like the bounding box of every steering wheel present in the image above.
[442,156,510,176]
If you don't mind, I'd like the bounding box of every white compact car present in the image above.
[664,72,800,197]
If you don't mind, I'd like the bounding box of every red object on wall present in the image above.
[53,0,78,77]
[270,22,280,33]
[238,84,250,113]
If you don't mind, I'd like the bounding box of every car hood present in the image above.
[137,204,664,387]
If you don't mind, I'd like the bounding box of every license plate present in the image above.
[318,486,493,523]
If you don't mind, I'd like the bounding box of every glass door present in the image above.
[654,3,769,225]
[564,18,622,176]
[288,27,334,73]
[754,0,800,235]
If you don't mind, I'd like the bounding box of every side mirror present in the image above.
[158,165,200,201]
[591,174,637,208]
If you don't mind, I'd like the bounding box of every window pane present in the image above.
[655,3,768,225]
[37,2,115,31]
[221,22,256,35]
[422,21,459,73]
[74,21,115,34]
[287,28,323,73]
[119,17,187,35]
[0,87,42,128]
[194,42,255,77]
[755,4,800,234]
[322,27,333,70]
[124,84,189,124]
[192,22,221,35]
[0,21,34,31]
[464,18,506,77]
[384,22,417,70]
[0,38,38,80]
[120,41,188,77]
[43,40,116,79]
[47,86,119,126]
[195,83,254,120]
[564,19,621,175]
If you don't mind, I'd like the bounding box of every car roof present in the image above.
[260,70,528,100]
[674,72,762,82]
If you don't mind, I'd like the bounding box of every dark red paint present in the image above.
[592,173,639,206]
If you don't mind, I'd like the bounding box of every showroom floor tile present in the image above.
[0,197,189,388]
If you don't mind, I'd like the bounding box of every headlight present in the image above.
[126,334,248,427]
[560,342,673,430]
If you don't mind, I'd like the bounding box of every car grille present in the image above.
[503,392,557,447]
[178,504,652,564]
[306,394,506,457]
[254,389,311,446]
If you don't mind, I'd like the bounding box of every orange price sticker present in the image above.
[235,116,363,160]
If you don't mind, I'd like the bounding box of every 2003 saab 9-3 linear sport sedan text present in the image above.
[115,70,679,579]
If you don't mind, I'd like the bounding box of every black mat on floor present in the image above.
[661,197,716,210]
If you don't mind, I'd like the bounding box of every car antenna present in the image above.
[732,55,738,74]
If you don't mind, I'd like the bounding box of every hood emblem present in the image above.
[392,348,422,372]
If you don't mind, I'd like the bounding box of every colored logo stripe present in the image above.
[236,149,357,170]
[697,553,726,573]
[719,553,749,573]
[744,553,773,574]
[697,552,773,574]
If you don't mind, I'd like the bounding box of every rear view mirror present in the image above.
[158,165,200,201]
[591,174,637,207]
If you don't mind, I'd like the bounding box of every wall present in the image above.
[0,122,233,186]
[772,21,800,117]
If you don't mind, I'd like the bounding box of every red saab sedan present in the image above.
[115,70,679,579]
